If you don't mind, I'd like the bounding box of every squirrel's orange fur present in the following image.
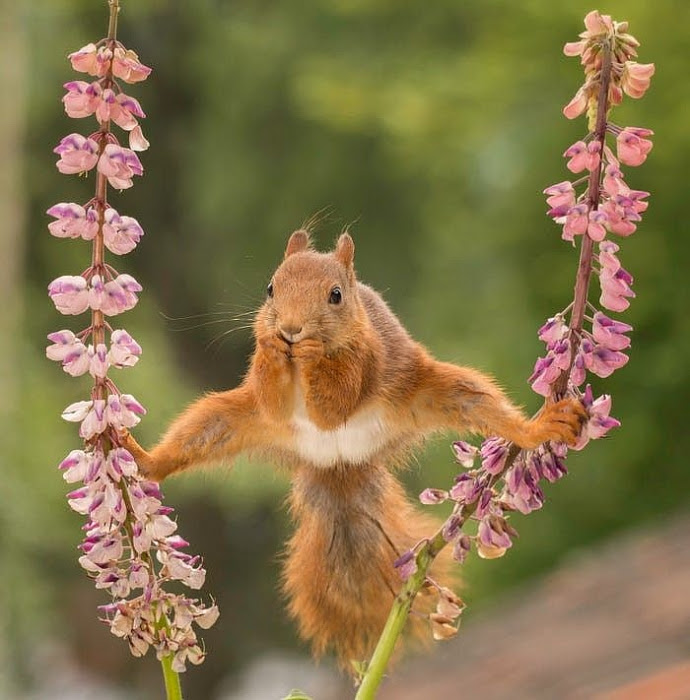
[122,230,584,669]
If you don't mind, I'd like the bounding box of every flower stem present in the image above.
[160,654,183,700]
[356,78,621,672]
[355,457,522,695]
[555,40,613,396]
[107,0,120,41]
[91,0,120,400]
[354,533,445,699]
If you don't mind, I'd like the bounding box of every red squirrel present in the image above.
[122,230,584,668]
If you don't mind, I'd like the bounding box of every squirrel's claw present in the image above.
[291,338,325,362]
[523,398,586,448]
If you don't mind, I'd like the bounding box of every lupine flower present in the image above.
[98,144,144,190]
[503,460,544,515]
[600,261,635,312]
[449,473,482,504]
[563,140,589,172]
[429,613,459,641]
[54,133,100,175]
[452,535,472,564]
[599,240,621,272]
[592,312,632,350]
[63,80,149,150]
[603,162,627,196]
[59,444,218,662]
[587,209,608,241]
[480,438,510,475]
[394,551,418,581]
[544,181,575,210]
[63,80,101,118]
[95,89,145,130]
[90,343,109,378]
[419,488,449,505]
[535,446,568,483]
[452,440,479,468]
[601,198,637,236]
[530,338,570,398]
[562,203,589,241]
[627,189,650,214]
[69,43,113,77]
[60,399,107,439]
[110,274,143,311]
[48,275,90,315]
[538,315,569,347]
[435,587,465,623]
[46,330,91,376]
[47,203,99,240]
[62,400,92,423]
[477,515,514,559]
[105,393,146,431]
[60,449,92,483]
[551,338,572,371]
[569,350,586,387]
[562,86,588,119]
[442,515,462,542]
[108,329,142,367]
[616,127,654,166]
[114,93,146,127]
[529,354,561,396]
[107,447,138,479]
[407,14,648,667]
[49,11,217,677]
[112,47,152,83]
[46,329,82,360]
[578,337,629,378]
[128,124,150,152]
[102,209,144,255]
[583,8,613,34]
[88,273,142,316]
[621,62,655,98]
[572,386,621,450]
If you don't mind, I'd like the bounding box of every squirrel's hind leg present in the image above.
[283,462,453,670]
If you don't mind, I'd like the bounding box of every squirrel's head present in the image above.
[255,229,365,349]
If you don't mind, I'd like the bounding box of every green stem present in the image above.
[355,453,516,698]
[160,654,183,700]
[354,533,446,699]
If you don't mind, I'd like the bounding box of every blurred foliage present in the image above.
[6,0,688,696]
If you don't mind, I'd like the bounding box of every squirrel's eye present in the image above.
[329,286,342,305]
[267,282,274,298]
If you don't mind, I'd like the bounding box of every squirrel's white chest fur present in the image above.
[290,383,389,467]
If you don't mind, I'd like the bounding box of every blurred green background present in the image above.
[2,0,687,697]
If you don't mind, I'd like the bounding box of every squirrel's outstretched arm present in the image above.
[411,358,584,448]
[121,385,261,481]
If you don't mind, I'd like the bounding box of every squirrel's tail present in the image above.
[283,461,453,671]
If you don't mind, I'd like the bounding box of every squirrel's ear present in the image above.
[334,232,355,269]
[284,230,311,258]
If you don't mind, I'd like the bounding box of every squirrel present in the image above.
[121,230,585,669]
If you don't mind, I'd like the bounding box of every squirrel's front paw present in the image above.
[291,338,325,362]
[258,334,293,362]
[117,430,161,481]
[525,398,587,448]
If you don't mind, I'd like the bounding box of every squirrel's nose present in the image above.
[279,324,303,343]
